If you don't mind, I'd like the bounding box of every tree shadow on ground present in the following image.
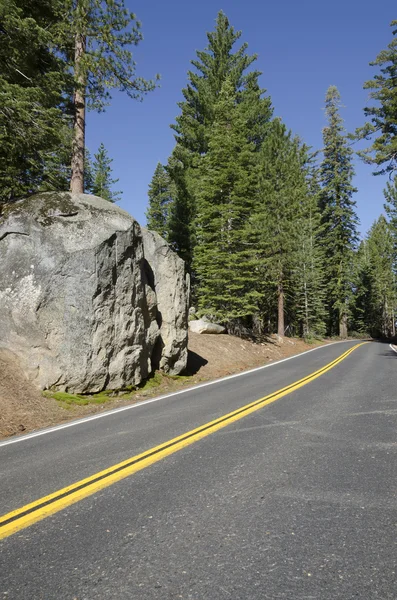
[370,338,397,358]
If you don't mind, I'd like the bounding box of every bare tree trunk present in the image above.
[383,296,388,338]
[278,279,284,337]
[70,32,86,194]
[303,280,309,337]
[339,311,348,338]
[303,256,309,337]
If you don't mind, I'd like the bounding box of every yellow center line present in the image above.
[0,342,367,541]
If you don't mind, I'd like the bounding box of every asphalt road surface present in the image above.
[1,340,396,599]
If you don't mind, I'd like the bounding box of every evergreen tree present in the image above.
[293,151,326,338]
[166,153,196,265]
[253,120,304,336]
[193,77,261,326]
[384,178,397,269]
[172,11,259,156]
[56,0,158,193]
[166,11,272,267]
[357,20,397,176]
[361,217,396,337]
[89,143,121,202]
[320,86,359,337]
[145,163,174,237]
[352,240,372,335]
[0,0,72,205]
[36,130,74,194]
[83,147,94,194]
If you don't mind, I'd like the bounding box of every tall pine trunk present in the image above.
[278,278,284,337]
[70,31,86,194]
[303,278,309,337]
[339,310,348,338]
[383,296,387,338]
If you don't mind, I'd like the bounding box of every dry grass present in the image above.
[0,334,325,439]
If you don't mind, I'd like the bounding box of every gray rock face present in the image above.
[142,229,189,374]
[188,319,226,334]
[0,192,188,392]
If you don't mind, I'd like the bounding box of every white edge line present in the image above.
[389,343,397,354]
[0,340,356,448]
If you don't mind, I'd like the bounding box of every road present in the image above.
[0,340,396,599]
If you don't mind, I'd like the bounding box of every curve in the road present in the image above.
[0,339,353,449]
[0,342,366,541]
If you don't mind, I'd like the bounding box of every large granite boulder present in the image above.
[188,319,226,334]
[0,192,188,393]
[142,229,190,374]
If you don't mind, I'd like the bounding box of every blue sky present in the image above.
[86,0,396,238]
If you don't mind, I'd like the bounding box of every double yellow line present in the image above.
[0,342,366,541]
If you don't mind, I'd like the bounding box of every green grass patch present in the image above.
[42,391,115,406]
[140,371,163,389]
[164,373,191,382]
[42,371,171,408]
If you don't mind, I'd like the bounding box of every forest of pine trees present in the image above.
[146,13,397,340]
[2,3,397,340]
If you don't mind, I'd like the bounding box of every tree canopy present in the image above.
[357,20,397,176]
[3,7,397,340]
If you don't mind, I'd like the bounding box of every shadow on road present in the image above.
[370,338,397,359]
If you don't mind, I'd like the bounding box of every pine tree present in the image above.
[357,20,397,176]
[384,178,397,269]
[352,240,372,335]
[172,11,259,156]
[56,0,158,194]
[320,86,359,337]
[0,0,71,205]
[365,217,395,337]
[166,11,272,267]
[36,129,74,194]
[145,163,174,238]
[165,153,196,265]
[83,147,94,194]
[89,143,121,202]
[192,77,261,326]
[293,151,326,338]
[253,120,304,336]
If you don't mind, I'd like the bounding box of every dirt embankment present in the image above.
[0,350,67,438]
[0,334,323,439]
